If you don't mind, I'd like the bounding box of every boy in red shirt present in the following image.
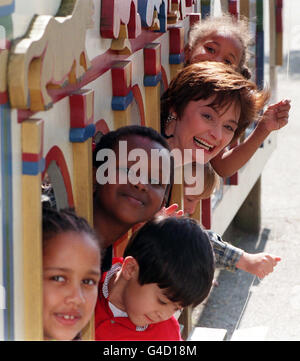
[95,216,215,341]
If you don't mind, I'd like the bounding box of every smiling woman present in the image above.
[161,61,269,164]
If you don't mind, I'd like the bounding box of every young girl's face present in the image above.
[184,194,202,216]
[94,135,169,238]
[169,95,240,163]
[43,232,101,340]
[189,32,242,70]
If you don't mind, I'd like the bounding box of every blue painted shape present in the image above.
[0,0,15,17]
[22,158,45,176]
[0,102,14,340]
[169,52,185,65]
[144,72,162,86]
[69,123,96,143]
[201,0,211,19]
[138,0,167,32]
[111,90,133,111]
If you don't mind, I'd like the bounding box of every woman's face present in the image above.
[189,32,243,70]
[167,95,241,164]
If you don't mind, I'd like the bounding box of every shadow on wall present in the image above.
[194,226,271,340]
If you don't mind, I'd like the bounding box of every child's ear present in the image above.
[122,256,139,280]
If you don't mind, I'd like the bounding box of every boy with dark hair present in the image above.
[94,216,215,341]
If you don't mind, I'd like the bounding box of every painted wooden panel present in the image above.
[0,0,280,342]
[8,0,94,111]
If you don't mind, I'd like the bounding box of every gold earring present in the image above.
[166,113,177,124]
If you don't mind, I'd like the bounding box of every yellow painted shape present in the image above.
[170,63,183,81]
[113,105,132,129]
[0,50,8,93]
[22,174,43,340]
[191,200,202,225]
[22,118,43,154]
[145,84,160,131]
[239,0,250,18]
[276,32,283,66]
[72,138,94,340]
[86,89,94,120]
[72,138,93,226]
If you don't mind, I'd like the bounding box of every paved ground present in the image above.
[193,66,300,341]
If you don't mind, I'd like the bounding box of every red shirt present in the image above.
[94,258,182,341]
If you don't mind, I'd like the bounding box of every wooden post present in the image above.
[22,119,44,340]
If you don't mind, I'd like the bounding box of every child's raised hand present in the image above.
[259,99,291,133]
[156,204,184,218]
[236,252,281,279]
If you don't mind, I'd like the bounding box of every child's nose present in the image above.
[134,181,148,192]
[65,285,85,305]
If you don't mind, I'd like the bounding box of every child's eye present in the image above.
[82,278,97,286]
[224,124,235,132]
[51,275,65,283]
[158,298,168,305]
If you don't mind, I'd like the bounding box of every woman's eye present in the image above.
[202,113,212,121]
[224,59,232,65]
[205,46,215,54]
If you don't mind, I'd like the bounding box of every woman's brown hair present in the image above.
[161,61,269,145]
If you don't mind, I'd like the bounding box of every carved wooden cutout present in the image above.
[8,0,94,111]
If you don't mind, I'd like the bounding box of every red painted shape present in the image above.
[201,197,211,229]
[100,0,141,39]
[95,119,110,135]
[43,145,74,207]
[187,13,201,28]
[0,92,8,105]
[169,26,184,54]
[144,43,161,76]
[132,84,146,126]
[111,61,132,97]
[186,0,193,7]
[228,0,238,18]
[69,89,94,128]
[276,0,283,33]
